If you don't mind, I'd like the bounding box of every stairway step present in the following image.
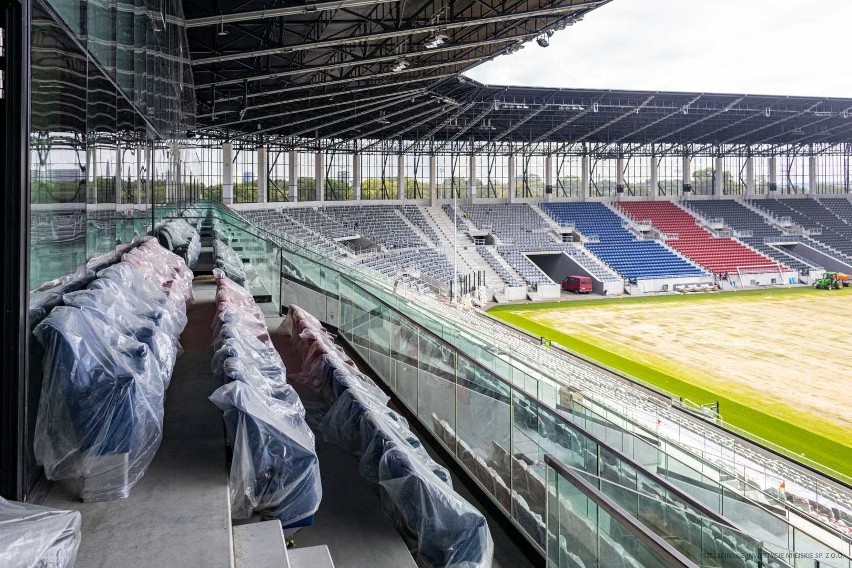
[289,545,335,568]
[233,521,291,568]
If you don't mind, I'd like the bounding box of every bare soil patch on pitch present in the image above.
[523,293,852,444]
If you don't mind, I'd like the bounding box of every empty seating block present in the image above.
[617,201,779,275]
[685,199,813,272]
[541,202,705,280]
[750,198,852,258]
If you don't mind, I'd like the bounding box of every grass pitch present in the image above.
[488,287,852,479]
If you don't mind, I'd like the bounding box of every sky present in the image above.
[465,0,852,98]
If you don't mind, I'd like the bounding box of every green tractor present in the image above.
[813,271,848,289]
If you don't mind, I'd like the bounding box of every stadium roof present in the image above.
[184,0,852,148]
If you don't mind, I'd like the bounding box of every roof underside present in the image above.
[184,0,852,147]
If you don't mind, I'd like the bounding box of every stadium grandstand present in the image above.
[2,0,852,567]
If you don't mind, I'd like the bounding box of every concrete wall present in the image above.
[526,252,624,295]
[785,244,852,273]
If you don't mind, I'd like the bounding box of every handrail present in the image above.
[340,273,741,533]
[545,454,698,568]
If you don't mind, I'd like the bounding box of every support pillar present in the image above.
[144,144,152,204]
[682,154,691,194]
[171,141,181,202]
[745,157,755,196]
[257,146,267,203]
[87,146,98,204]
[222,142,233,203]
[650,156,659,199]
[397,154,405,200]
[353,153,362,201]
[288,150,298,202]
[768,156,777,193]
[429,154,437,205]
[809,155,817,195]
[580,154,590,202]
[508,155,517,203]
[545,154,553,202]
[115,143,122,205]
[315,151,324,202]
[714,156,725,197]
[136,143,143,205]
[469,154,477,201]
[616,156,625,196]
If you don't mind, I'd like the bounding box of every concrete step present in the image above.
[289,545,336,568]
[233,521,291,568]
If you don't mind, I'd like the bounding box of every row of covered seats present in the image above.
[156,218,201,269]
[33,238,192,501]
[208,274,321,535]
[287,305,493,568]
[213,238,247,287]
[0,497,82,568]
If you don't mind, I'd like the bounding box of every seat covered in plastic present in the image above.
[378,444,493,568]
[209,381,321,529]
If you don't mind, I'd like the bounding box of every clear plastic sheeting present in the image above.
[379,444,494,568]
[287,302,493,568]
[62,288,181,389]
[0,497,81,568]
[209,381,321,527]
[157,219,201,269]
[32,239,189,501]
[209,274,320,532]
[213,239,247,287]
[33,307,165,502]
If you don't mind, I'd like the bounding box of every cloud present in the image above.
[464,0,852,98]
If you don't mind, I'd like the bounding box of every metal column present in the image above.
[508,154,516,203]
[650,156,659,199]
[257,146,267,203]
[714,156,724,197]
[397,154,405,200]
[315,151,325,202]
[288,149,298,202]
[222,142,234,203]
[469,154,477,201]
[545,154,553,202]
[353,153,362,201]
[429,154,437,204]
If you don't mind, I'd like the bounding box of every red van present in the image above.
[562,275,592,294]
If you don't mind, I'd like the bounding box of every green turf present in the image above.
[488,288,852,481]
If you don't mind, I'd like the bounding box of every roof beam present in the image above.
[211,88,425,130]
[715,100,826,145]
[572,95,655,145]
[234,91,420,139]
[611,95,702,144]
[361,104,460,151]
[321,99,442,140]
[530,92,611,153]
[403,97,481,152]
[200,74,448,111]
[435,101,503,151]
[191,3,595,66]
[474,95,556,152]
[185,0,401,28]
[648,96,746,144]
[196,36,529,88]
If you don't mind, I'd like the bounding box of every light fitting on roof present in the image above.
[425,34,448,49]
[391,58,409,72]
[536,34,550,48]
[218,14,228,36]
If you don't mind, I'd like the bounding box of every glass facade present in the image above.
[15,0,197,500]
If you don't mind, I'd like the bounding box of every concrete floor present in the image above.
[44,281,233,568]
